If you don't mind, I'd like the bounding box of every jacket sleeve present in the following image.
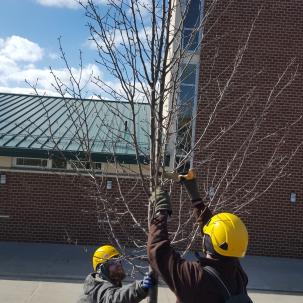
[147,214,202,302]
[192,200,213,231]
[147,193,214,300]
[100,281,147,303]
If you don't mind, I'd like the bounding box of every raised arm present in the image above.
[179,169,213,228]
[147,187,205,302]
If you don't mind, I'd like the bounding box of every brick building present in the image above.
[0,93,151,246]
[193,0,303,258]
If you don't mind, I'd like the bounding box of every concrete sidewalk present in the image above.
[0,241,303,293]
[1,279,303,303]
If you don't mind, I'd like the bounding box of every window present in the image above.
[14,157,103,171]
[179,65,197,117]
[179,85,195,118]
[70,161,102,171]
[52,158,67,169]
[176,117,192,155]
[176,64,198,155]
[16,157,48,168]
[182,0,203,51]
[168,0,204,166]
[181,63,197,84]
[180,64,197,113]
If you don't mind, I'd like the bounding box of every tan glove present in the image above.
[179,169,201,202]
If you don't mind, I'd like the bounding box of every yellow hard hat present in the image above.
[203,213,248,258]
[92,245,120,271]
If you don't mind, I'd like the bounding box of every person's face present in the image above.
[108,260,125,283]
[202,235,212,258]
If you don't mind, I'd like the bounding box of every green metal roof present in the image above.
[0,93,150,163]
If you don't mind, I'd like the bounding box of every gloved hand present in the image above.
[149,186,172,216]
[140,273,155,290]
[179,169,201,202]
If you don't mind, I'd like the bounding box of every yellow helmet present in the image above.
[92,245,120,271]
[203,213,248,258]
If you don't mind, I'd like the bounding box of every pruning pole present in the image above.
[147,183,158,303]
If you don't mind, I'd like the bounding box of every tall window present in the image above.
[177,64,198,155]
[182,0,203,51]
[169,0,204,169]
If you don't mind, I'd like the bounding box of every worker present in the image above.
[77,244,154,303]
[147,169,252,303]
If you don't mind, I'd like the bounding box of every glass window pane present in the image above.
[16,157,47,167]
[180,85,195,119]
[16,158,23,166]
[176,117,192,155]
[181,64,197,85]
[184,0,201,28]
[183,29,199,51]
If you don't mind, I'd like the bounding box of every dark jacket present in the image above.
[77,273,147,303]
[147,203,249,303]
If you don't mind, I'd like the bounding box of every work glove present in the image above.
[179,169,201,202]
[140,273,155,290]
[149,186,172,216]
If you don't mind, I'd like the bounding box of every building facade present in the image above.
[194,0,303,257]
[0,93,151,247]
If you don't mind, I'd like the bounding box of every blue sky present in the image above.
[0,0,106,96]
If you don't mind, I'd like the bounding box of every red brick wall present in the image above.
[0,171,150,246]
[0,171,198,253]
[194,0,303,257]
[0,165,302,257]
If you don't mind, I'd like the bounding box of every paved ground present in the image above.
[1,241,303,292]
[1,279,303,303]
[0,241,303,302]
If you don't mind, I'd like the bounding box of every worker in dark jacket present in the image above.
[77,244,154,303]
[147,169,250,303]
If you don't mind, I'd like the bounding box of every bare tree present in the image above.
[23,1,302,302]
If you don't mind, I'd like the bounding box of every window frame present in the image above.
[181,0,204,53]
[14,157,50,169]
[176,63,199,157]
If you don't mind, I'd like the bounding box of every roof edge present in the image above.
[0,92,149,106]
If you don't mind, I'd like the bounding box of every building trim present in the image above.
[0,147,148,164]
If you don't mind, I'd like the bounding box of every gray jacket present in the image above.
[77,273,148,303]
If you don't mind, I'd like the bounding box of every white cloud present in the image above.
[36,0,79,9]
[36,0,107,9]
[12,64,101,91]
[0,35,104,96]
[0,85,60,96]
[0,36,44,63]
[2,64,103,96]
